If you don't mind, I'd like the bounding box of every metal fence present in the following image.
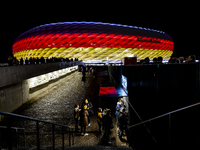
[128,101,200,150]
[108,63,200,149]
[0,111,74,150]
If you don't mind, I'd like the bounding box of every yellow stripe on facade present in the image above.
[13,47,173,61]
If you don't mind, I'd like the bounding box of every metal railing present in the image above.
[0,111,74,150]
[128,101,200,149]
[128,101,200,129]
[108,66,156,141]
[108,66,157,147]
[107,64,200,149]
[0,126,26,149]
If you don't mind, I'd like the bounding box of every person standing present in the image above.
[12,57,18,66]
[115,99,123,127]
[74,102,81,132]
[20,58,24,65]
[36,57,39,64]
[29,57,33,64]
[8,56,13,66]
[81,99,93,126]
[25,57,28,65]
[32,57,35,64]
[82,68,86,87]
[115,106,120,129]
[82,75,86,87]
[118,109,129,142]
[80,105,89,136]
[92,68,96,78]
[157,57,163,64]
[116,99,123,110]
[97,108,103,134]
[102,109,113,144]
[142,57,150,65]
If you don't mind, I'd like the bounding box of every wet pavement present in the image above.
[1,68,129,149]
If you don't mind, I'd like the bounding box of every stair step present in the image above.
[67,145,132,150]
[2,145,132,150]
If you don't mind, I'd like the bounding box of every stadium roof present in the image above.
[13,22,174,61]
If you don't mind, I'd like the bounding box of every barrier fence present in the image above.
[108,63,200,149]
[0,111,74,150]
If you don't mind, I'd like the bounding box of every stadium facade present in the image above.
[12,22,174,62]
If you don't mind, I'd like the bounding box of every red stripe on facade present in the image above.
[12,33,174,53]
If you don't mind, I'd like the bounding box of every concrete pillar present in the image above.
[21,79,30,104]
[0,80,30,114]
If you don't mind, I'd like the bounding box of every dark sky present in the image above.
[1,2,199,63]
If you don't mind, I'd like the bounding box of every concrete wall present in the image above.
[29,71,75,100]
[0,61,83,88]
[0,80,29,113]
[0,61,83,117]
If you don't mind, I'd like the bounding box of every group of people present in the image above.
[140,56,163,65]
[81,67,97,86]
[97,108,113,143]
[87,67,97,78]
[74,99,114,144]
[168,54,197,63]
[74,98,129,144]
[115,99,129,142]
[74,99,93,136]
[139,54,197,65]
[6,56,79,66]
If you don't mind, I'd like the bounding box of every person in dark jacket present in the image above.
[74,102,81,132]
[118,109,129,141]
[82,75,86,87]
[82,69,86,86]
[80,105,89,136]
[102,109,113,144]
[20,58,23,65]
[115,106,120,128]
[8,56,13,66]
[81,99,93,126]
[115,99,123,128]
[97,108,103,134]
[25,58,28,65]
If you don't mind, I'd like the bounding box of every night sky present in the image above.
[1,2,198,63]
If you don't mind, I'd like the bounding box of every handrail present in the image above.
[0,111,75,149]
[0,126,26,148]
[128,101,200,129]
[108,67,157,143]
[108,67,144,123]
[0,111,73,129]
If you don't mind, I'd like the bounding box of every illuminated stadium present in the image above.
[12,22,174,62]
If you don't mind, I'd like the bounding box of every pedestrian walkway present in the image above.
[3,68,129,148]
